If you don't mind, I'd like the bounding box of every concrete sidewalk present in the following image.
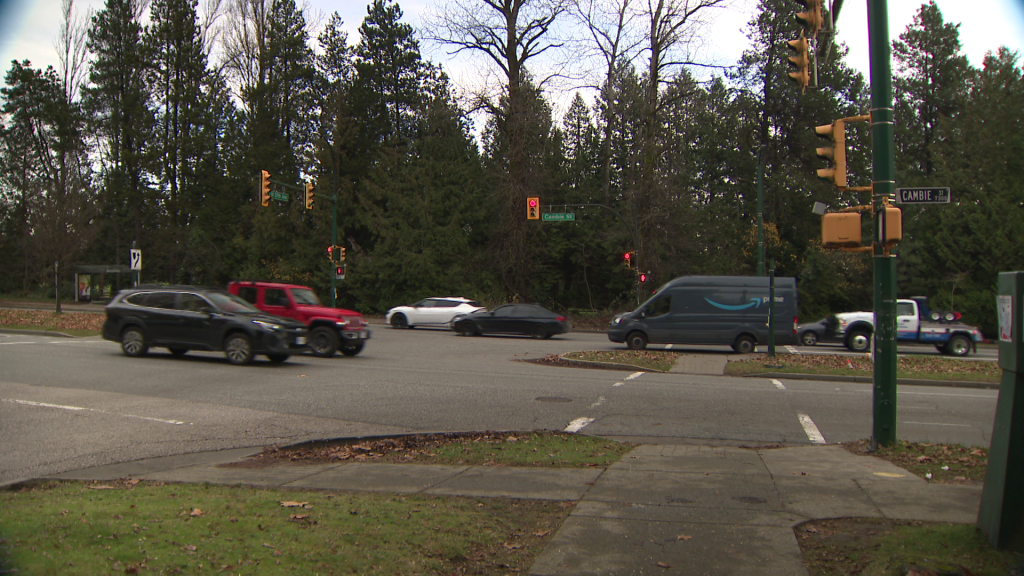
[43,441,984,576]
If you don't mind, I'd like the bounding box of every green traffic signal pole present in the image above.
[330,192,338,308]
[867,0,899,449]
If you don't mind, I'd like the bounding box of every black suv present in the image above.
[102,285,309,365]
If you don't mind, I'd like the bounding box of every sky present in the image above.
[1,0,1022,112]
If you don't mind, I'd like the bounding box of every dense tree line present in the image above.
[0,0,1020,336]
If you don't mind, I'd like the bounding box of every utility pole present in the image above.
[867,0,899,449]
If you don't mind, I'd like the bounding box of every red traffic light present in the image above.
[528,198,538,208]
[624,253,631,261]
[639,273,647,282]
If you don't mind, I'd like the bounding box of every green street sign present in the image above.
[542,213,575,222]
[270,191,289,202]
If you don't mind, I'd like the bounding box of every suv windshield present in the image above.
[292,288,322,306]
[207,292,262,314]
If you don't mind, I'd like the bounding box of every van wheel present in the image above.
[732,335,756,354]
[626,332,648,350]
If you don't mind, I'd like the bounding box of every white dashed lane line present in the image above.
[567,373,645,431]
[772,379,786,390]
[798,413,827,444]
[2,398,188,426]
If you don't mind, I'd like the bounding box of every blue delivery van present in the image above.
[607,276,798,353]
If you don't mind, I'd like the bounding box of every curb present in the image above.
[0,328,77,338]
[553,354,667,373]
[741,371,998,390]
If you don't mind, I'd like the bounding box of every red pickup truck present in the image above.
[227,281,370,358]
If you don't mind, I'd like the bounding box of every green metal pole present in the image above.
[767,262,775,357]
[757,150,765,277]
[330,193,337,308]
[868,0,898,448]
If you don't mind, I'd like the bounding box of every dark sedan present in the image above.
[451,304,570,339]
[102,285,308,365]
[796,316,843,346]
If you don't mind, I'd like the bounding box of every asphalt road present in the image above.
[0,325,999,487]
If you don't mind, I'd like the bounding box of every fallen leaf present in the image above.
[183,545,197,551]
[504,542,523,550]
[677,534,692,540]
[533,530,551,537]
[289,514,309,521]
[657,561,673,569]
[262,543,275,549]
[279,501,309,508]
[189,509,204,517]
[88,485,116,490]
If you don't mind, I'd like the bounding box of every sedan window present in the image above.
[492,305,517,317]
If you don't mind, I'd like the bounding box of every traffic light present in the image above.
[335,265,346,280]
[623,252,632,269]
[305,182,315,210]
[787,33,811,93]
[527,197,540,220]
[821,212,862,249]
[794,0,823,39]
[639,272,648,283]
[260,170,272,207]
[327,245,334,261]
[338,247,346,261]
[815,119,847,188]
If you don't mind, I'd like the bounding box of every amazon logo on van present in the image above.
[705,296,786,311]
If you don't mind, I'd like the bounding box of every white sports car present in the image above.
[385,297,483,329]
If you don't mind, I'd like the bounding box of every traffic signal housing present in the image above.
[815,119,847,188]
[623,252,634,269]
[305,182,315,210]
[821,212,861,249]
[794,0,823,39]
[327,245,334,261]
[787,33,811,93]
[527,197,540,220]
[260,170,272,207]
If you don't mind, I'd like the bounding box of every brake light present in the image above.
[555,316,566,322]
[793,316,798,334]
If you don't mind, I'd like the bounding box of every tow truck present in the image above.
[836,297,983,356]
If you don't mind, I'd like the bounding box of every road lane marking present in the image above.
[564,417,595,433]
[0,341,37,345]
[772,379,786,390]
[2,398,186,425]
[786,345,799,354]
[665,344,673,350]
[798,413,826,444]
[902,421,972,427]
[589,396,606,409]
[614,372,644,387]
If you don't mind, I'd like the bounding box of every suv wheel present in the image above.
[121,327,148,357]
[309,327,339,358]
[224,333,254,365]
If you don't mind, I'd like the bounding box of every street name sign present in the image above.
[896,187,950,204]
[270,190,289,202]
[542,213,576,222]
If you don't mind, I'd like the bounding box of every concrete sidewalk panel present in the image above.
[284,462,469,493]
[856,480,983,524]
[610,445,766,475]
[571,500,807,528]
[759,445,922,481]
[529,516,808,576]
[425,467,602,501]
[43,447,264,482]
[584,469,783,510]
[773,477,883,519]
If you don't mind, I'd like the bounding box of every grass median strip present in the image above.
[725,353,1000,382]
[0,480,570,575]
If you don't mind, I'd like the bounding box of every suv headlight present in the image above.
[252,320,282,332]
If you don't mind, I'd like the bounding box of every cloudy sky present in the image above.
[1,0,1022,106]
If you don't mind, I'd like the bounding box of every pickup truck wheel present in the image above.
[340,341,364,356]
[266,354,289,363]
[846,330,872,352]
[309,327,338,358]
[944,335,972,357]
[732,335,756,354]
[626,331,648,350]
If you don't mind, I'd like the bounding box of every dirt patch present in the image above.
[523,353,647,371]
